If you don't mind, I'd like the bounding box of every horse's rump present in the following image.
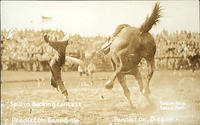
[112,24,131,38]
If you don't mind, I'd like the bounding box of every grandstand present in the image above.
[1,29,200,71]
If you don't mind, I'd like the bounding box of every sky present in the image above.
[1,1,199,36]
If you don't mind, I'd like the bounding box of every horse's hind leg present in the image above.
[105,52,124,89]
[105,58,116,89]
[117,73,135,109]
[130,67,144,94]
[144,57,155,97]
[111,57,116,71]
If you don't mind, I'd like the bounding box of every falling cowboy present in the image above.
[44,35,69,102]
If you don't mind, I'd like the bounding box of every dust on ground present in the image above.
[1,70,200,125]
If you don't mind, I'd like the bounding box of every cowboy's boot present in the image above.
[57,80,69,102]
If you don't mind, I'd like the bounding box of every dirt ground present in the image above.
[1,70,200,125]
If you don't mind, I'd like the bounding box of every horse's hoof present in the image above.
[105,80,113,89]
[64,96,69,102]
[140,87,144,94]
[143,88,151,96]
[105,84,113,89]
[105,84,113,90]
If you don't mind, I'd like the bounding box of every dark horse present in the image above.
[103,2,162,108]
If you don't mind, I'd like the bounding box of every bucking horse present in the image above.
[101,2,162,108]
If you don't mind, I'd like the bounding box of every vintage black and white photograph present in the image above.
[1,0,200,125]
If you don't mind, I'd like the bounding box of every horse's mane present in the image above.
[139,2,162,33]
[112,24,131,38]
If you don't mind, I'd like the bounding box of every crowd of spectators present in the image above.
[1,29,200,71]
[154,29,200,70]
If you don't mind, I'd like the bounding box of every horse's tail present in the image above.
[139,2,162,33]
